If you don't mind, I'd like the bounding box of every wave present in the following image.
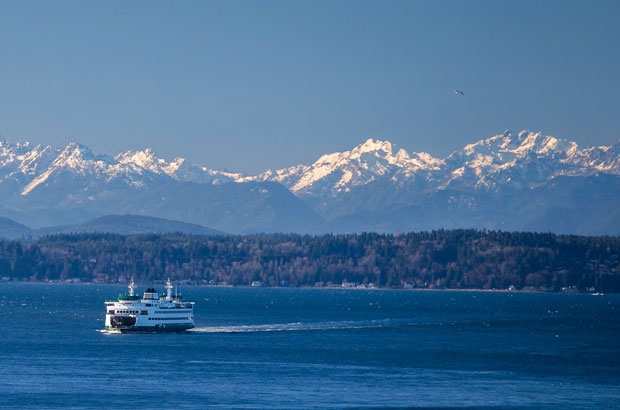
[188,318,401,333]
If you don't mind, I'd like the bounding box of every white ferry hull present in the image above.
[109,322,195,333]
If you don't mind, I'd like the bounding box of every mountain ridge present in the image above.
[3,130,619,196]
[0,130,618,234]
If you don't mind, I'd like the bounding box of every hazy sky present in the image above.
[1,0,619,173]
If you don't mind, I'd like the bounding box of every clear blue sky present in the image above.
[1,0,619,173]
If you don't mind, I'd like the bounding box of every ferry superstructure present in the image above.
[104,279,194,333]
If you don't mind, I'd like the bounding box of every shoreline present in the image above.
[0,281,608,294]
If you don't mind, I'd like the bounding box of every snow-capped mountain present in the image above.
[0,141,57,190]
[0,140,320,232]
[115,148,240,185]
[259,130,620,196]
[238,138,446,217]
[244,138,443,192]
[441,130,616,190]
[245,130,620,219]
[0,130,618,234]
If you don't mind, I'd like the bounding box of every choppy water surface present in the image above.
[0,284,619,409]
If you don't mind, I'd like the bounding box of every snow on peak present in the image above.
[355,138,394,154]
[0,140,57,183]
[248,138,443,194]
[54,141,101,168]
[116,148,158,167]
[116,148,176,175]
[458,130,579,161]
[116,148,237,184]
[21,142,117,195]
[442,130,618,191]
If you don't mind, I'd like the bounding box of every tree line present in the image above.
[0,230,619,291]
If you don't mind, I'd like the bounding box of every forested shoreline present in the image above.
[1,230,619,292]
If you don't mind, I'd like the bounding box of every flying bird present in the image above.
[454,89,464,96]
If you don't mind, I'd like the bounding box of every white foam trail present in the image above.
[96,329,121,334]
[188,319,397,333]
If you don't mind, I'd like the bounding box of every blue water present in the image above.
[1,284,619,409]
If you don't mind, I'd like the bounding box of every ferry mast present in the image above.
[165,278,173,301]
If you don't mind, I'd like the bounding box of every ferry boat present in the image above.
[104,279,194,333]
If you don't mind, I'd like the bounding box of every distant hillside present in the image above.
[36,214,225,236]
[0,217,32,239]
[0,215,224,238]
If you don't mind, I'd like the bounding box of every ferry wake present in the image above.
[103,279,194,333]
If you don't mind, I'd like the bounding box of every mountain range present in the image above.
[0,130,618,236]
